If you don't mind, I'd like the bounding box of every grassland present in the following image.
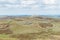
[0,16,60,40]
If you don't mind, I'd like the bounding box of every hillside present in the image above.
[0,16,60,40]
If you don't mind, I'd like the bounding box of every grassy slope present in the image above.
[0,17,60,40]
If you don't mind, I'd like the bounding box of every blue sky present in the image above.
[0,0,60,15]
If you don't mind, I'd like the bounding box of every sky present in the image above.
[0,0,60,15]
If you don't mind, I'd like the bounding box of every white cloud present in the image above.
[7,0,17,3]
[0,0,38,8]
[0,0,57,10]
[21,0,36,4]
[43,0,56,4]
[0,0,40,10]
[20,0,37,7]
[30,5,39,10]
[0,0,18,3]
[3,4,20,8]
[44,5,57,9]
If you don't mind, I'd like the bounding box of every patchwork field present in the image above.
[0,16,60,40]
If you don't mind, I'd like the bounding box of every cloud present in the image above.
[0,0,18,3]
[0,0,39,9]
[20,0,37,7]
[7,0,18,3]
[19,0,40,10]
[21,0,36,5]
[43,0,56,4]
[0,0,58,10]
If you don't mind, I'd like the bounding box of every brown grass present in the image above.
[0,29,13,34]
[39,23,53,28]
